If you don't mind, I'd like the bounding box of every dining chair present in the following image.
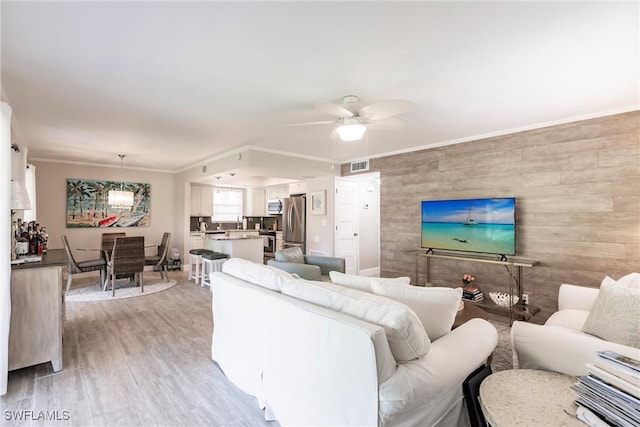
[61,235,106,293]
[101,232,126,261]
[144,232,171,282]
[107,236,145,297]
[101,232,126,289]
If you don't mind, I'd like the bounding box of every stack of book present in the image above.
[572,350,640,426]
[461,286,483,302]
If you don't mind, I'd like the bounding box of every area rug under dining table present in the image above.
[66,277,177,301]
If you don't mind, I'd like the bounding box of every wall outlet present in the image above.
[522,293,529,305]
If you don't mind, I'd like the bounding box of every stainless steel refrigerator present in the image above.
[282,194,306,254]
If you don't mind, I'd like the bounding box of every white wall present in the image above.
[304,176,335,256]
[1,103,12,395]
[31,161,179,262]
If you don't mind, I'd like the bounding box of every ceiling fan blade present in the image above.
[314,101,354,118]
[359,100,416,121]
[366,117,405,130]
[283,120,335,128]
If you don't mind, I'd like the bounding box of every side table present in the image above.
[453,301,489,328]
[479,369,583,426]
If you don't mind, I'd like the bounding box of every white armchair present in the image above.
[511,283,640,376]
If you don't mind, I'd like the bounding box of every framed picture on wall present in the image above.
[310,190,326,215]
[66,178,151,228]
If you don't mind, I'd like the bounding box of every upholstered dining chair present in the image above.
[107,236,145,297]
[61,235,106,293]
[144,232,171,282]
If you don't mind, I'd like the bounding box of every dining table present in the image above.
[77,240,157,290]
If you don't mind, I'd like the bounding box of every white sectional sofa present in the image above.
[211,258,498,427]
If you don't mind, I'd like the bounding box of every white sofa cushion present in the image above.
[281,279,430,361]
[329,271,410,292]
[546,309,590,330]
[371,281,462,341]
[582,276,640,349]
[617,272,640,289]
[222,257,295,291]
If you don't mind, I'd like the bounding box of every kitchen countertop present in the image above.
[192,229,281,233]
[206,236,262,240]
[11,249,67,270]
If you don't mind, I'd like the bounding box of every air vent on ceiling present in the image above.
[350,160,369,173]
[202,165,207,174]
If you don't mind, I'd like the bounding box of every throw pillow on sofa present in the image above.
[274,247,305,264]
[281,279,431,361]
[329,271,411,292]
[582,275,640,349]
[222,258,295,291]
[371,280,462,341]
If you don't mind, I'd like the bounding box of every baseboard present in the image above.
[357,267,380,277]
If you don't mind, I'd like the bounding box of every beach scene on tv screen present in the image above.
[421,198,515,255]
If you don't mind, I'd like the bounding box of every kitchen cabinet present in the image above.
[288,181,307,195]
[265,185,288,214]
[204,236,263,264]
[245,188,265,216]
[265,185,288,202]
[191,184,214,217]
[227,230,259,237]
[190,232,205,250]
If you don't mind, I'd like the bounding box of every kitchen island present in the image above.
[204,235,263,264]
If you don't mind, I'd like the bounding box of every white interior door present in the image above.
[334,178,358,275]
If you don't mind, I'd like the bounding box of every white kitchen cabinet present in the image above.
[245,188,265,216]
[265,185,287,201]
[288,181,307,195]
[190,232,205,250]
[190,184,214,217]
[204,237,263,264]
[227,230,259,237]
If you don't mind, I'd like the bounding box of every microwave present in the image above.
[267,199,283,214]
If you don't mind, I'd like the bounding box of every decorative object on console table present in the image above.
[462,274,475,285]
[462,286,484,302]
[489,292,519,308]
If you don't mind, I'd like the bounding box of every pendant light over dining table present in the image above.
[108,154,134,209]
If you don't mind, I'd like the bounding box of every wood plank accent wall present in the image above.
[342,111,639,322]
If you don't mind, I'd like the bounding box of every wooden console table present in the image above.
[408,250,538,323]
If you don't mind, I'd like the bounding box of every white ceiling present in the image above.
[1,1,638,175]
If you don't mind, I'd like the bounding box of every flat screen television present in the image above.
[421,197,516,257]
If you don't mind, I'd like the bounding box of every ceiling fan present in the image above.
[285,95,415,141]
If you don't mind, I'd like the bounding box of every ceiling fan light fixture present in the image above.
[336,119,367,141]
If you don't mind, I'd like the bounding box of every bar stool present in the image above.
[200,252,229,290]
[188,248,210,284]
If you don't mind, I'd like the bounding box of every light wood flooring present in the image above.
[0,272,277,427]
